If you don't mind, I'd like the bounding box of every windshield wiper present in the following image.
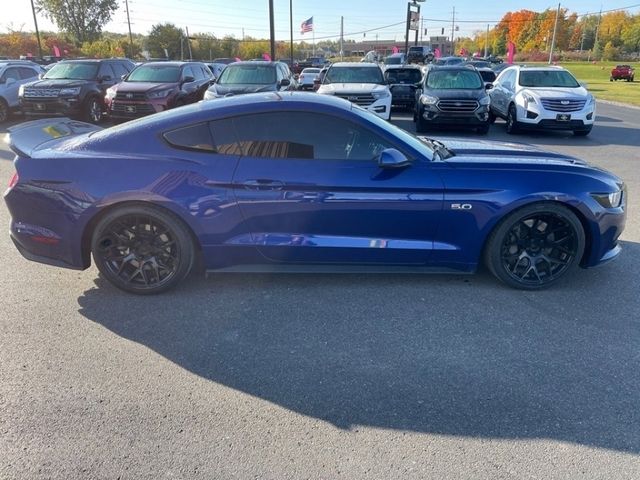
[417,137,455,160]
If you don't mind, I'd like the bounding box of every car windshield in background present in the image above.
[127,66,181,82]
[426,70,483,89]
[385,69,422,84]
[218,65,276,85]
[385,56,403,65]
[519,70,580,88]
[325,66,384,84]
[44,62,98,80]
[302,68,320,74]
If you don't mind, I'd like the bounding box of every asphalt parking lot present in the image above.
[1,103,639,479]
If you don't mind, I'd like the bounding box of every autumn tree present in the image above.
[146,23,183,59]
[36,0,118,45]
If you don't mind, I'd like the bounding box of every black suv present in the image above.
[414,65,492,134]
[407,46,434,64]
[19,58,135,123]
[383,65,422,109]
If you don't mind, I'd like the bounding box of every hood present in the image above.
[428,137,590,167]
[117,81,179,93]
[26,78,91,89]
[318,83,388,94]
[210,83,277,95]
[519,86,589,99]
[422,88,486,100]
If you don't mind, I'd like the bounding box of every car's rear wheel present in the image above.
[0,98,9,123]
[84,97,102,124]
[91,205,195,294]
[505,104,520,134]
[484,203,585,290]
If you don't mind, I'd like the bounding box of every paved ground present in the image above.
[1,104,639,479]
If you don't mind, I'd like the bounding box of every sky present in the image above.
[5,0,640,43]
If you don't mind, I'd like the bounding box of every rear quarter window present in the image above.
[163,123,214,152]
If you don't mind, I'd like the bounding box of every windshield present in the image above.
[127,65,181,83]
[426,70,483,89]
[478,70,496,83]
[519,70,580,88]
[218,65,276,85]
[385,69,422,84]
[44,62,98,80]
[384,56,403,65]
[302,68,320,74]
[325,66,384,84]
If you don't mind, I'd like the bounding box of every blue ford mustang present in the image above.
[4,92,626,294]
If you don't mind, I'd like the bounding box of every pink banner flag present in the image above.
[234,57,241,62]
[262,53,271,61]
[53,45,61,57]
[392,46,399,54]
[434,48,441,59]
[507,41,516,64]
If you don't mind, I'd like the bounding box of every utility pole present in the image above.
[451,6,456,55]
[420,16,424,44]
[124,0,134,59]
[589,6,603,61]
[404,1,411,54]
[340,16,344,61]
[29,0,43,59]
[548,2,560,64]
[185,26,193,60]
[268,0,276,60]
[484,24,489,57]
[289,0,293,64]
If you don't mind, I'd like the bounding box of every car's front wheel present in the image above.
[505,104,520,134]
[573,126,592,136]
[0,98,9,123]
[484,203,585,289]
[84,96,102,124]
[415,108,428,133]
[91,205,196,294]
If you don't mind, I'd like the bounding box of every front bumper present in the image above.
[516,100,595,130]
[108,98,167,120]
[20,97,84,117]
[420,104,490,126]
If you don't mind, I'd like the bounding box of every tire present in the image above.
[415,107,428,133]
[488,110,497,124]
[84,96,102,124]
[484,203,585,290]
[505,104,520,134]
[610,77,614,82]
[477,124,490,135]
[91,205,196,294]
[0,98,9,123]
[573,126,592,137]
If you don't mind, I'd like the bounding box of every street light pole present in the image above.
[289,0,294,64]
[269,0,276,60]
[30,0,43,59]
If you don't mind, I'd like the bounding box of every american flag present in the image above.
[300,17,313,34]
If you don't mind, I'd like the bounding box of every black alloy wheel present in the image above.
[485,203,585,289]
[415,107,428,133]
[505,104,519,134]
[85,97,102,124]
[0,98,9,123]
[91,205,195,294]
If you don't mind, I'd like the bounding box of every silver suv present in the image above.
[0,61,44,122]
[489,65,595,136]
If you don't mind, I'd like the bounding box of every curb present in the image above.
[597,99,640,110]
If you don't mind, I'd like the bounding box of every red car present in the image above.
[610,65,635,82]
[105,61,213,121]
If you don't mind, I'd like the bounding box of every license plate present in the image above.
[556,113,571,122]
[125,106,136,113]
[34,103,46,111]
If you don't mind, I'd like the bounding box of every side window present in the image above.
[2,67,20,82]
[98,63,115,79]
[183,66,195,81]
[164,123,214,152]
[112,62,129,79]
[230,112,394,161]
[19,67,40,80]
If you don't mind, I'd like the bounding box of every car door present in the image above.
[227,110,444,265]
[181,65,199,102]
[491,69,515,116]
[1,67,22,107]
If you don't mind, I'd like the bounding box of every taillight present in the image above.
[8,172,19,189]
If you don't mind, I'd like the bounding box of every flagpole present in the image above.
[312,19,315,57]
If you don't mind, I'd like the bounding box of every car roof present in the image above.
[384,65,421,70]
[137,61,193,67]
[330,62,382,68]
[512,65,566,71]
[429,65,479,71]
[0,60,42,68]
[226,61,281,67]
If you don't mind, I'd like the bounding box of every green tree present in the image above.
[146,23,183,59]
[36,0,118,45]
[592,39,602,60]
[602,41,619,60]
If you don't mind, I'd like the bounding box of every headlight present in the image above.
[105,87,116,100]
[522,93,536,103]
[479,95,490,106]
[420,94,438,105]
[18,85,25,96]
[371,89,390,99]
[592,190,623,208]
[587,94,595,105]
[59,87,81,96]
[148,89,173,99]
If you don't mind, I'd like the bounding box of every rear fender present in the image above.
[7,118,102,157]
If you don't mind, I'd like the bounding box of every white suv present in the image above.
[489,65,596,136]
[317,62,391,120]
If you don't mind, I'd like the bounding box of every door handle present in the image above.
[242,179,285,190]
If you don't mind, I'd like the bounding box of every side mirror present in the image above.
[280,78,291,87]
[98,75,112,82]
[182,75,195,84]
[377,148,412,169]
[485,83,493,90]
[580,81,588,88]
[121,74,128,80]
